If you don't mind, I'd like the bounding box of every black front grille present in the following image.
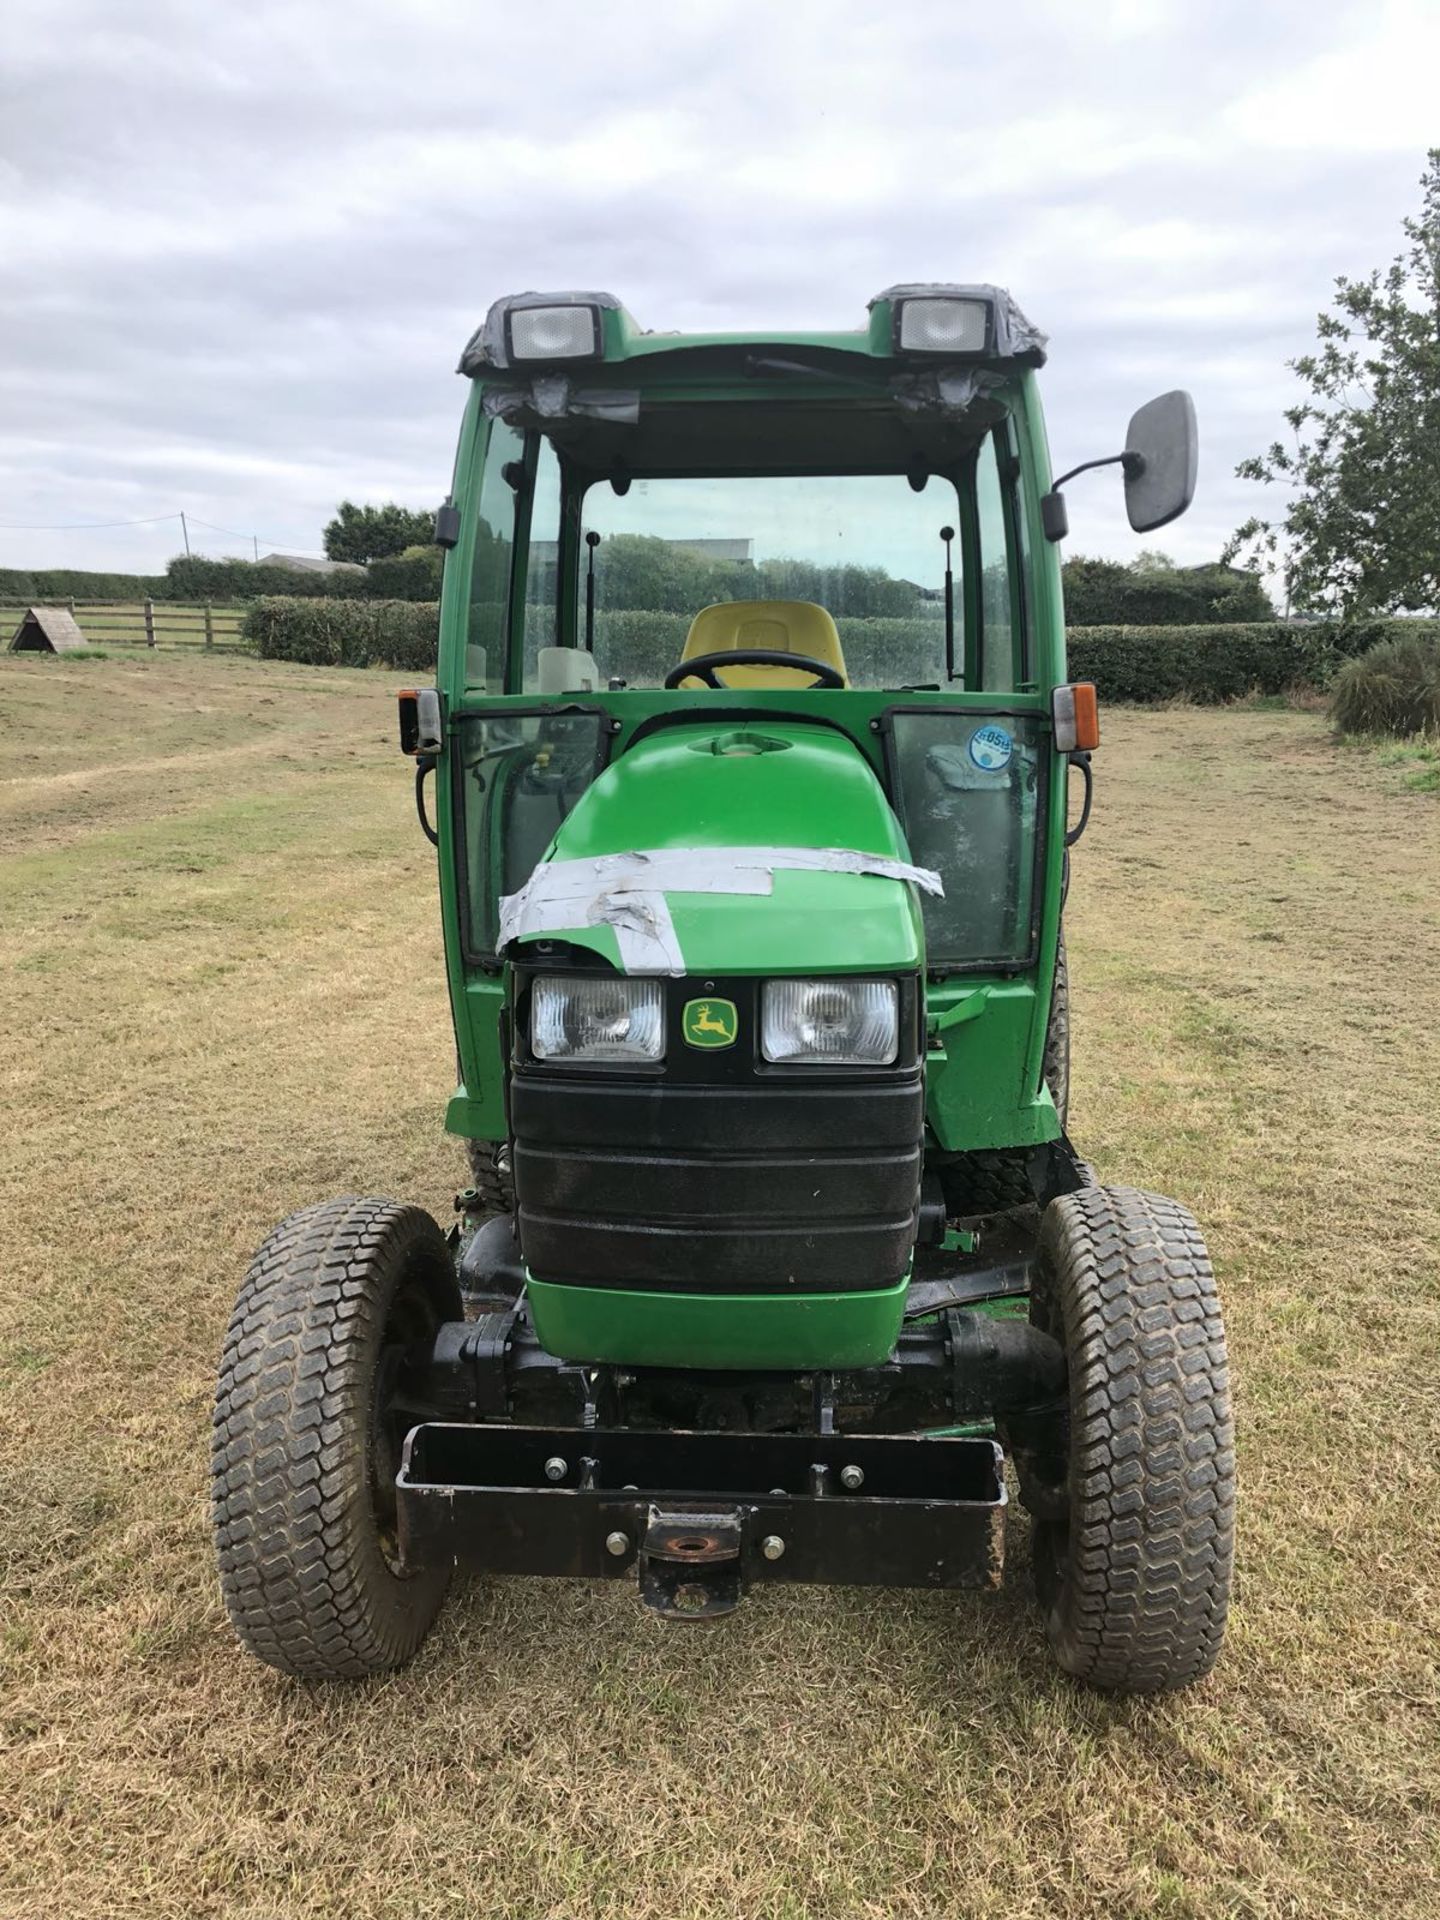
[511,1073,924,1295]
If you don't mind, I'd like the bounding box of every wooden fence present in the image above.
[0,599,250,650]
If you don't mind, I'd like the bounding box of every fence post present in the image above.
[144,599,155,648]
[204,601,214,650]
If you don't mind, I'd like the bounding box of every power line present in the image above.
[0,507,329,558]
[185,516,329,557]
[0,512,184,531]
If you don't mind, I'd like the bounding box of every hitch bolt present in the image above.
[761,1534,786,1561]
[840,1464,865,1491]
[605,1530,630,1558]
[544,1456,568,1483]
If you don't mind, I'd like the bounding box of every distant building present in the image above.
[529,537,753,567]
[670,538,753,563]
[257,552,365,576]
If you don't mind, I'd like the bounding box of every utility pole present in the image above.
[180,510,191,557]
[253,534,259,562]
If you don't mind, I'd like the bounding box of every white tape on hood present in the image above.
[497,846,943,976]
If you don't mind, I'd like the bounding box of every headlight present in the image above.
[532,975,664,1063]
[506,303,602,362]
[897,296,990,355]
[761,978,898,1066]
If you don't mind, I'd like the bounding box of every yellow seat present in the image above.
[677,600,849,688]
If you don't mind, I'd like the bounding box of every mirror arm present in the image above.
[1064,751,1094,847]
[1050,449,1142,492]
[1042,450,1147,543]
[415,757,439,847]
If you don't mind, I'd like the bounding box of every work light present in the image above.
[506,304,603,363]
[896,296,991,355]
[531,975,664,1063]
[761,978,898,1066]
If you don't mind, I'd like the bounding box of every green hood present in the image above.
[511,721,926,976]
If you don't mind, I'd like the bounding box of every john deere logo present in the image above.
[682,997,739,1049]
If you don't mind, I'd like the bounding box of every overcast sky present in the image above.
[3,0,1435,579]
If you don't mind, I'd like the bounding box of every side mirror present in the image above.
[1041,389,1199,543]
[1123,390,1198,533]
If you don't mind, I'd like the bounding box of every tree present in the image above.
[1061,555,1271,626]
[1227,149,1440,617]
[323,500,436,565]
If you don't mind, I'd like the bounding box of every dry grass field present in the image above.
[1,652,1437,1920]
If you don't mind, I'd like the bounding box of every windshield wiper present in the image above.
[742,353,880,391]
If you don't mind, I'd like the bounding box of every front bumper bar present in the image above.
[396,1422,1006,1617]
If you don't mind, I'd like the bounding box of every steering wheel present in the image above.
[664,648,846,690]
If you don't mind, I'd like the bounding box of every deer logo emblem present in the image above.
[682,997,739,1049]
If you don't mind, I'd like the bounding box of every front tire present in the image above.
[464,1137,514,1215]
[212,1197,462,1679]
[1029,1185,1235,1692]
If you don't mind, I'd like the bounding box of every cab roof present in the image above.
[458,285,1047,377]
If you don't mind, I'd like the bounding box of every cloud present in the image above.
[0,0,1428,578]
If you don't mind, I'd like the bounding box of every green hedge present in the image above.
[246,599,1424,701]
[165,555,367,600]
[246,597,439,670]
[0,567,169,601]
[1067,623,1339,701]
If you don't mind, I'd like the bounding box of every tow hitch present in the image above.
[396,1423,1007,1617]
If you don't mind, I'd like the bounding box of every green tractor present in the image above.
[213,286,1233,1692]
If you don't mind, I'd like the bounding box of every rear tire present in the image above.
[212,1196,462,1679]
[1029,1185,1234,1692]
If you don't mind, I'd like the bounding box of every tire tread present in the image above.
[1036,1184,1234,1693]
[211,1196,457,1679]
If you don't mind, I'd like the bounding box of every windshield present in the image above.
[581,473,957,690]
[463,416,1027,694]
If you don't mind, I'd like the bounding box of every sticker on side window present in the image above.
[968,723,1014,772]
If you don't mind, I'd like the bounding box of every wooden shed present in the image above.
[8,606,88,653]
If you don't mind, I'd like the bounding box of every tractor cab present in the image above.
[413,284,1194,1372]
[217,287,1232,1696]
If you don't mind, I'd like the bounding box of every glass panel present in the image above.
[466,420,523,692]
[457,711,607,954]
[975,434,1016,692]
[521,438,563,691]
[580,472,963,689]
[1006,421,1033,684]
[889,711,1043,967]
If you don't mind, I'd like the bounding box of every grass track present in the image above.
[1,653,1437,1920]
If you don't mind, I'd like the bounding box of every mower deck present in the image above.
[396,1422,1006,1617]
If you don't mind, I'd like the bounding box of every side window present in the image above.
[889,711,1044,968]
[457,712,608,955]
[975,432,1017,692]
[466,420,522,691]
[521,438,563,691]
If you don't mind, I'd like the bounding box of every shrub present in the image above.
[366,546,444,601]
[246,597,439,670]
[1330,629,1440,737]
[1062,557,1274,626]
